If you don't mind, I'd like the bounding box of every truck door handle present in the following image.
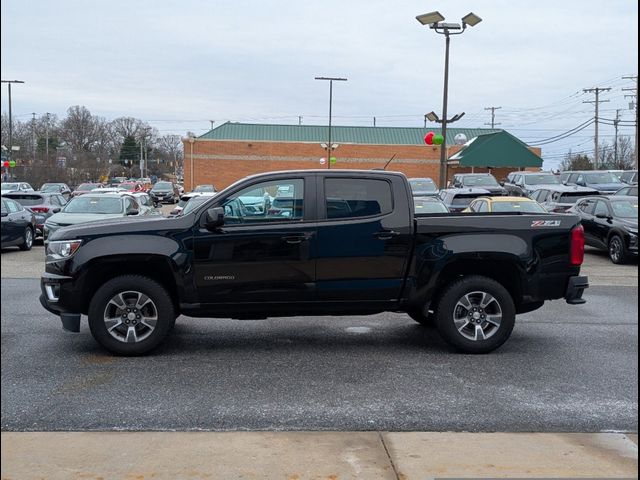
[282,235,307,244]
[374,230,400,240]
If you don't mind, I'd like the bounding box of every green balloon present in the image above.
[330,157,337,165]
[433,134,444,145]
[8,160,16,168]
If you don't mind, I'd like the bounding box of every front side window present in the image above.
[477,201,490,213]
[325,178,392,219]
[223,179,304,224]
[6,199,21,213]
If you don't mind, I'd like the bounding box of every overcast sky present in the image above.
[1,0,638,168]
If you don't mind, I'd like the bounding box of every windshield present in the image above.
[524,174,560,186]
[584,172,621,184]
[77,183,100,191]
[409,179,437,192]
[1,183,20,191]
[462,175,499,187]
[194,185,215,192]
[492,201,547,213]
[41,184,63,192]
[611,200,638,219]
[183,197,208,215]
[414,199,448,213]
[63,196,123,214]
[153,182,173,190]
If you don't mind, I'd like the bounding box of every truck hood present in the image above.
[47,214,183,241]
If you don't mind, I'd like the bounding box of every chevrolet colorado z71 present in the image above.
[41,170,588,355]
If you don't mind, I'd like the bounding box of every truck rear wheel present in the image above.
[88,275,176,355]
[435,275,515,354]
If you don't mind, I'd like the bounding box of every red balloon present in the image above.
[424,132,435,145]
[2,161,9,168]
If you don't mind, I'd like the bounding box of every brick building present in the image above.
[183,123,542,191]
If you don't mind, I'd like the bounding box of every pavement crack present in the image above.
[378,432,401,480]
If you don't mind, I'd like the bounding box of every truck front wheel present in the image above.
[435,275,516,354]
[88,275,176,355]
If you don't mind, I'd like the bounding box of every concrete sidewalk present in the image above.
[1,431,637,479]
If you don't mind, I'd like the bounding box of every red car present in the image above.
[71,183,104,197]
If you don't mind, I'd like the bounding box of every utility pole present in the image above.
[44,112,51,167]
[31,113,36,163]
[298,116,303,126]
[373,117,376,127]
[209,120,215,130]
[315,76,348,169]
[1,80,25,179]
[484,106,501,128]
[583,87,611,169]
[613,109,622,167]
[623,75,638,168]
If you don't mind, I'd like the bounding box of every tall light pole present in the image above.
[186,133,196,191]
[1,80,25,178]
[315,76,347,169]
[416,11,481,188]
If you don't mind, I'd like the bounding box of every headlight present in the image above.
[46,240,82,263]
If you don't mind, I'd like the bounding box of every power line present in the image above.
[484,106,501,128]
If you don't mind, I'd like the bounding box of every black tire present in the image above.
[88,275,176,355]
[407,309,435,327]
[608,235,630,265]
[435,275,516,354]
[19,226,34,251]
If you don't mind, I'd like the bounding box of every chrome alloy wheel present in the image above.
[609,237,623,263]
[453,291,503,341]
[103,291,158,343]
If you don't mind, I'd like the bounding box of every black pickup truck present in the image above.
[40,170,589,355]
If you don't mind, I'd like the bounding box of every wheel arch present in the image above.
[79,255,180,315]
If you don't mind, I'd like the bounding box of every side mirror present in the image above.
[595,213,610,220]
[205,207,225,228]
[126,208,139,216]
[1,212,8,217]
[52,207,61,213]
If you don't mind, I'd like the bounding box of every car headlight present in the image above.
[46,240,82,263]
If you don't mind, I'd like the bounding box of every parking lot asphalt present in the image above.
[1,275,637,432]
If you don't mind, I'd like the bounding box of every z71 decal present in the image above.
[531,220,562,227]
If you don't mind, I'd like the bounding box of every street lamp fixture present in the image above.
[416,11,444,25]
[416,11,481,188]
[315,76,347,169]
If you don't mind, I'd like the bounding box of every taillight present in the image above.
[31,207,50,213]
[570,225,585,266]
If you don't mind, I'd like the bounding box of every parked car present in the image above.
[40,169,589,356]
[563,171,625,195]
[71,183,103,197]
[463,196,548,214]
[408,178,439,197]
[40,183,73,200]
[169,192,217,216]
[117,182,144,193]
[530,185,600,213]
[615,185,638,197]
[2,192,67,239]
[193,184,216,193]
[450,173,507,196]
[569,195,638,264]
[44,193,145,241]
[504,172,562,197]
[437,188,492,213]
[413,196,449,214]
[1,197,36,250]
[620,170,638,185]
[1,182,34,194]
[149,181,179,204]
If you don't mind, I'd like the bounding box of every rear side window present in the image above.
[325,178,392,219]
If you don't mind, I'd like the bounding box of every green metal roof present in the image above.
[199,122,503,146]
[448,131,542,168]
